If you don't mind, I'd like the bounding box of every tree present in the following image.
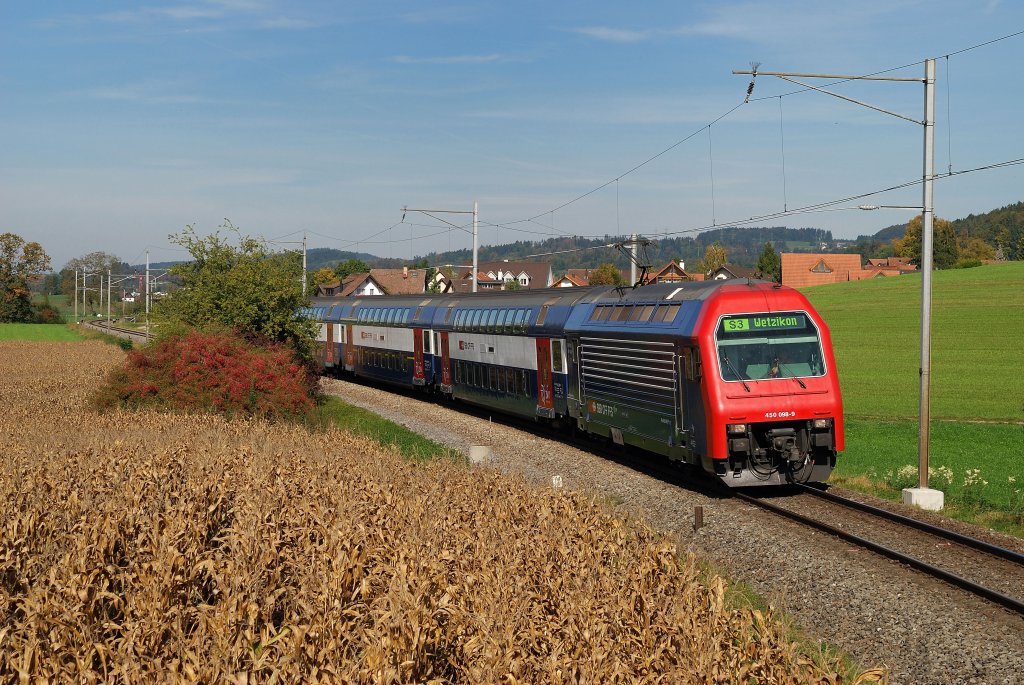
[588,263,624,286]
[309,267,338,295]
[0,233,51,322]
[334,258,369,280]
[60,252,130,306]
[154,222,316,358]
[893,215,960,269]
[755,241,782,283]
[696,242,727,276]
[959,237,995,263]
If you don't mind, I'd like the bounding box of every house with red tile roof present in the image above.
[454,260,553,291]
[552,272,590,287]
[648,259,704,283]
[551,267,632,287]
[781,253,864,288]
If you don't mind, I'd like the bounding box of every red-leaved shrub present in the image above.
[94,329,317,420]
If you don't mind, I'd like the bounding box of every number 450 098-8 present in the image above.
[764,411,796,419]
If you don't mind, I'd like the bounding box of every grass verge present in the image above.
[835,418,1023,536]
[309,395,462,463]
[0,323,86,341]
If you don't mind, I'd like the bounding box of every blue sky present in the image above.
[2,1,1022,269]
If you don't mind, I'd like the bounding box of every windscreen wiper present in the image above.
[722,355,751,392]
[774,358,807,388]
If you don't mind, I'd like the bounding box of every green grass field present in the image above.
[805,261,1024,422]
[802,262,1024,533]
[0,324,85,341]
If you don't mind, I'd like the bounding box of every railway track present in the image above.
[343,375,1024,617]
[733,484,1024,615]
[86,320,154,341]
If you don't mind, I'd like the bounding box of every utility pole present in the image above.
[472,202,479,294]
[402,203,480,292]
[302,232,308,295]
[734,59,942,511]
[106,269,112,328]
[74,270,78,322]
[628,233,639,285]
[145,251,150,339]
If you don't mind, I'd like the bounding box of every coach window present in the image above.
[641,304,656,321]
[628,306,646,322]
[422,329,431,355]
[454,310,464,331]
[486,309,499,332]
[597,306,612,322]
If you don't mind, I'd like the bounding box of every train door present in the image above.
[566,337,582,418]
[413,328,425,384]
[536,337,554,416]
[422,329,433,378]
[440,331,452,391]
[678,346,702,452]
[345,324,355,370]
[325,321,335,365]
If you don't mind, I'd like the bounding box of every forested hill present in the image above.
[406,226,833,274]
[848,200,1024,261]
[950,201,1024,258]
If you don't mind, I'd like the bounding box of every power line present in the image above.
[317,29,1024,259]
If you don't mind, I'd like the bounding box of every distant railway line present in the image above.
[86,319,154,343]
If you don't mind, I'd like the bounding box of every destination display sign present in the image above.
[721,314,806,333]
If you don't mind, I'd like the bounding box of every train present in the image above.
[303,279,844,487]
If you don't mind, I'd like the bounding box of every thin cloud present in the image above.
[392,54,512,65]
[259,17,318,29]
[399,6,481,24]
[570,26,652,43]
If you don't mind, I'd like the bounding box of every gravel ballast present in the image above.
[323,378,1024,685]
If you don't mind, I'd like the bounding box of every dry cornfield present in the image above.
[0,340,855,683]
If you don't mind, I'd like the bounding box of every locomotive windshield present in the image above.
[715,312,825,382]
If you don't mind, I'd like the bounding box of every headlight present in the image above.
[727,423,747,435]
[812,418,832,430]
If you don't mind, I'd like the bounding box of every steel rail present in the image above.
[88,320,154,340]
[796,483,1024,565]
[733,491,1024,616]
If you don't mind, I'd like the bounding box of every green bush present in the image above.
[953,259,983,269]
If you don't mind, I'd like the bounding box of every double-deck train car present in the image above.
[304,279,843,486]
